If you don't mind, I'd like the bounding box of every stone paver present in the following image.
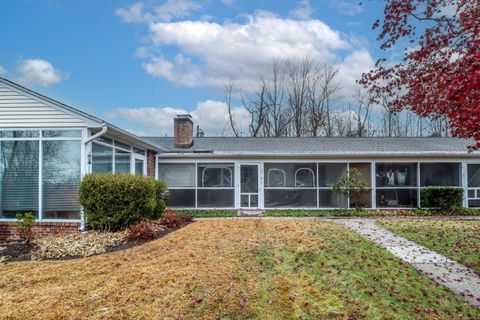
[335,219,480,308]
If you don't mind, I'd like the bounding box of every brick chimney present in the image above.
[174,114,194,148]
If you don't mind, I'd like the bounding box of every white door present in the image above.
[239,163,260,208]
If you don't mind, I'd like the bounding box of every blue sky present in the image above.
[0,0,386,136]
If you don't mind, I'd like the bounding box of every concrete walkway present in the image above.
[335,219,480,308]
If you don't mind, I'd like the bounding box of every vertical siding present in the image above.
[0,84,86,127]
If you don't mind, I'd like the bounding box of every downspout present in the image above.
[79,124,108,232]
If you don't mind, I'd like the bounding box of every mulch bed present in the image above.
[0,221,192,262]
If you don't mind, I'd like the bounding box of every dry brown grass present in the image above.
[0,219,478,319]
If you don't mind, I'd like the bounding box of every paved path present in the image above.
[335,219,480,308]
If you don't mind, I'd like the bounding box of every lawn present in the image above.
[379,219,480,273]
[1,220,479,319]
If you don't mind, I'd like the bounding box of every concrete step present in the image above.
[237,210,264,217]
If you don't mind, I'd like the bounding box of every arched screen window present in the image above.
[267,168,286,187]
[201,167,233,187]
[295,168,315,187]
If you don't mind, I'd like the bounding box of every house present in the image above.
[0,77,479,238]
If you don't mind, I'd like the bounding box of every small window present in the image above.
[200,166,234,188]
[42,130,82,138]
[133,147,146,155]
[0,130,39,138]
[114,140,131,151]
[267,168,286,187]
[295,168,315,187]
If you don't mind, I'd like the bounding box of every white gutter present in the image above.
[79,124,108,232]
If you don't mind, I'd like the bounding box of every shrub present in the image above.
[15,212,36,244]
[420,187,464,210]
[126,220,156,243]
[330,168,369,210]
[79,173,167,232]
[159,209,193,229]
[150,180,168,220]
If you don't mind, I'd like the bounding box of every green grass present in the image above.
[176,209,237,218]
[264,208,480,217]
[379,219,480,273]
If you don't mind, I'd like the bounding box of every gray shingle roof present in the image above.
[144,137,478,157]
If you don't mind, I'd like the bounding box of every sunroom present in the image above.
[157,159,477,210]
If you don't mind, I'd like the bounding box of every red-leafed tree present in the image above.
[360,0,480,148]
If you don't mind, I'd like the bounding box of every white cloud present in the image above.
[289,0,314,20]
[0,65,6,76]
[116,0,202,23]
[328,0,363,16]
[105,100,251,136]
[337,49,375,96]
[143,11,361,89]
[16,59,65,87]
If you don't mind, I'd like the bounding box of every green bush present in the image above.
[79,173,168,231]
[15,212,36,244]
[420,187,464,210]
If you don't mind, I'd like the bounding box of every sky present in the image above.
[0,0,387,137]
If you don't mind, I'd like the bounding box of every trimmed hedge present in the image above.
[176,209,237,218]
[79,173,168,231]
[264,208,480,217]
[420,187,464,210]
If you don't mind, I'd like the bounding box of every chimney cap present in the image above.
[176,114,192,119]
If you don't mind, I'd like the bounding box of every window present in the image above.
[317,163,348,208]
[376,189,418,208]
[158,163,196,208]
[0,141,39,218]
[135,159,144,176]
[420,163,461,186]
[349,163,372,208]
[92,143,113,173]
[114,149,131,174]
[467,164,480,207]
[376,163,417,187]
[295,168,315,187]
[267,168,286,187]
[42,130,82,138]
[199,165,233,188]
[264,163,317,208]
[197,163,234,207]
[375,163,418,208]
[158,163,195,188]
[42,141,81,219]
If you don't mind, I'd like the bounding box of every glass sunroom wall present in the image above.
[375,163,418,208]
[0,129,83,221]
[158,163,196,208]
[197,163,235,208]
[0,140,39,218]
[318,163,348,208]
[42,140,81,219]
[264,163,317,208]
[349,163,371,208]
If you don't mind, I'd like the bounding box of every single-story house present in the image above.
[0,77,479,238]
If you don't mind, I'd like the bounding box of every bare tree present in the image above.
[224,80,241,137]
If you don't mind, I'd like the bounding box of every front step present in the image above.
[237,210,264,217]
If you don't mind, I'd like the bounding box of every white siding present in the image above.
[0,84,86,127]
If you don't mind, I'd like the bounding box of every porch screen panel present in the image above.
[158,163,196,208]
[264,163,317,208]
[375,163,418,208]
[318,163,348,208]
[92,143,113,173]
[420,163,461,186]
[0,141,39,218]
[467,164,480,207]
[197,163,234,208]
[42,141,81,219]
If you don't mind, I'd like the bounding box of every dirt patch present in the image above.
[0,221,191,262]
